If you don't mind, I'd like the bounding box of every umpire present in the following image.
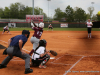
[0,30,33,74]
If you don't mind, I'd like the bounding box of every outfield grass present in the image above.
[0,27,100,31]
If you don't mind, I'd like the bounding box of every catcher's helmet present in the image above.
[22,30,30,38]
[39,39,47,47]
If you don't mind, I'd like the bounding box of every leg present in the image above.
[2,29,5,34]
[29,37,39,55]
[18,53,33,74]
[8,30,11,34]
[38,54,50,68]
[90,28,92,38]
[1,56,13,65]
[87,28,90,38]
[0,56,13,69]
[0,46,14,68]
[40,54,50,66]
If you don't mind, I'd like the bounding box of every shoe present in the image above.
[25,68,33,74]
[39,65,47,68]
[0,64,7,69]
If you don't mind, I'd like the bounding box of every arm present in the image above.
[19,39,26,55]
[31,20,37,27]
[19,40,23,50]
[40,50,49,57]
[8,39,12,47]
[91,22,93,26]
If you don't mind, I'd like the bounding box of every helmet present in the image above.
[22,30,30,38]
[39,22,44,28]
[39,39,47,47]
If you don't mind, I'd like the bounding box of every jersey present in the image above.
[3,26,9,30]
[10,35,27,49]
[32,27,43,39]
[49,25,52,28]
[32,46,45,60]
[86,22,92,28]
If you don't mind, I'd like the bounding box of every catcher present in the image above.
[30,39,50,68]
[30,39,57,68]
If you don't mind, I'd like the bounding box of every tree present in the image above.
[54,8,65,21]
[3,7,10,18]
[92,14,97,21]
[34,7,43,15]
[9,2,20,18]
[87,6,94,19]
[65,5,74,22]
[97,15,100,21]
[0,8,4,18]
[74,7,87,22]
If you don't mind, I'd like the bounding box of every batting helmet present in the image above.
[39,39,47,47]
[22,30,30,38]
[38,22,44,28]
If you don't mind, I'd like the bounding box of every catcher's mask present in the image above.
[22,30,30,38]
[39,39,47,47]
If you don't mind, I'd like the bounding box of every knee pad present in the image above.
[46,54,50,60]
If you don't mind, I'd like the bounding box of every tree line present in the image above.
[0,2,100,22]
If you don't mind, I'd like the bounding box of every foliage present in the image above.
[54,8,65,21]
[65,5,74,22]
[74,7,87,22]
[0,2,47,19]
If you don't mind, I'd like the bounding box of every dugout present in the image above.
[92,21,100,28]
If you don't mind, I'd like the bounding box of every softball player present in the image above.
[86,19,93,38]
[0,30,33,74]
[29,21,44,55]
[31,39,50,68]
[2,25,11,34]
[47,24,53,31]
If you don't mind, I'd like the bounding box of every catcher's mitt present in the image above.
[49,50,57,56]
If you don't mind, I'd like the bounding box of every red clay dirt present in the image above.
[0,31,100,75]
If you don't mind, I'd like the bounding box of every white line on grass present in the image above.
[63,56,85,75]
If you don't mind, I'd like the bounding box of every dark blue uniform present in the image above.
[10,35,27,49]
[0,32,33,74]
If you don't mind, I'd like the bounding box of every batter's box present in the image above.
[52,55,82,64]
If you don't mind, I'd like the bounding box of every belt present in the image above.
[33,36,39,39]
[9,46,19,49]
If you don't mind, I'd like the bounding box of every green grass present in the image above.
[0,27,100,31]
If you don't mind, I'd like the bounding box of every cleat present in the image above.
[25,68,33,74]
[0,64,7,69]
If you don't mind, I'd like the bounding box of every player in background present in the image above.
[2,25,11,34]
[47,24,53,31]
[30,39,50,68]
[86,19,93,38]
[29,20,44,56]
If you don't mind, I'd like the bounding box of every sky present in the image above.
[0,0,100,17]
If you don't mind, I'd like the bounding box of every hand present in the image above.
[21,50,26,55]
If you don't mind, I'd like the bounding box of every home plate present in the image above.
[50,57,55,59]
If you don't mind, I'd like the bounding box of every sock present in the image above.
[88,34,89,38]
[90,33,91,38]
[9,31,10,34]
[29,49,34,55]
